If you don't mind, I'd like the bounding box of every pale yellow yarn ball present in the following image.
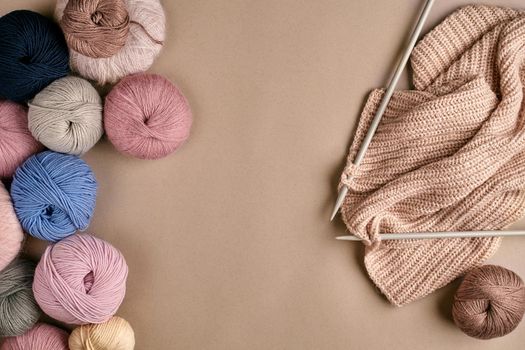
[68,316,135,350]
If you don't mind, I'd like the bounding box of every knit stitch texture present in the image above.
[341,5,525,306]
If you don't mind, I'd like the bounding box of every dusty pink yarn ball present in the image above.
[1,323,69,350]
[33,233,128,325]
[104,73,192,159]
[0,182,24,272]
[0,100,41,178]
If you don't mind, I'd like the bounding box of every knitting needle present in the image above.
[336,230,525,241]
[330,0,436,221]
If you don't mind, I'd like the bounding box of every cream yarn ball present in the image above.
[55,0,166,84]
[0,182,24,277]
[69,316,135,350]
[28,76,103,155]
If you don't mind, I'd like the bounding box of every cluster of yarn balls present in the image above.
[2,0,524,348]
[0,0,192,349]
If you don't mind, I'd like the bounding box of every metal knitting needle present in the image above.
[336,230,525,241]
[330,0,436,221]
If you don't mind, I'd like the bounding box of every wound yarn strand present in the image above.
[453,265,525,339]
[33,234,128,325]
[1,323,69,350]
[0,10,69,102]
[0,182,24,273]
[0,259,41,337]
[10,151,97,242]
[55,0,166,84]
[69,316,135,350]
[28,76,103,155]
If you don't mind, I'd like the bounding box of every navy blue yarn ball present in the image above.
[10,151,97,242]
[0,10,69,102]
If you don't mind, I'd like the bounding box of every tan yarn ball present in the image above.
[28,76,103,155]
[452,265,525,339]
[59,0,130,58]
[55,0,166,84]
[69,316,135,350]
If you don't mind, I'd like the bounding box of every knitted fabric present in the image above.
[341,5,525,306]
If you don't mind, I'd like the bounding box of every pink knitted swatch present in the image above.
[0,100,41,178]
[104,73,192,160]
[341,5,525,306]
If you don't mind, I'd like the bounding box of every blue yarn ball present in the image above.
[0,10,69,102]
[10,151,97,242]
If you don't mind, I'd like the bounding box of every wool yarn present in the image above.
[33,233,128,325]
[452,265,525,339]
[0,182,24,273]
[0,101,41,178]
[69,316,135,350]
[0,259,41,337]
[55,0,166,84]
[1,323,69,350]
[28,76,103,155]
[60,0,130,58]
[10,151,97,242]
[340,5,525,306]
[0,10,69,102]
[104,74,193,159]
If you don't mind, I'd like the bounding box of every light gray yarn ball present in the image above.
[0,259,41,337]
[28,76,103,155]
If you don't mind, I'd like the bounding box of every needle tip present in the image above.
[335,235,360,241]
[330,209,337,222]
[330,186,348,222]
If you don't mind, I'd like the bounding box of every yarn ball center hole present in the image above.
[44,205,55,218]
[84,271,94,293]
[91,11,102,25]
[18,56,31,64]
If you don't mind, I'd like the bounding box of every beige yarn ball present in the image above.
[69,316,135,350]
[55,0,166,84]
[28,76,103,155]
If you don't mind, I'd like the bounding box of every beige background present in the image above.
[2,0,525,349]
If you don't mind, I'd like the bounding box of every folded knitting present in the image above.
[341,5,525,306]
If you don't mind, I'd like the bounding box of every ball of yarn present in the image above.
[60,0,130,58]
[452,265,525,339]
[69,316,135,350]
[0,259,41,337]
[55,0,165,84]
[33,233,128,325]
[0,101,41,178]
[10,151,97,242]
[1,323,69,350]
[104,74,192,159]
[0,10,69,102]
[28,76,103,155]
[0,182,24,273]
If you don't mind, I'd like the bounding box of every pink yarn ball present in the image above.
[1,323,69,350]
[33,233,128,325]
[104,73,192,160]
[0,100,41,178]
[0,182,24,272]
